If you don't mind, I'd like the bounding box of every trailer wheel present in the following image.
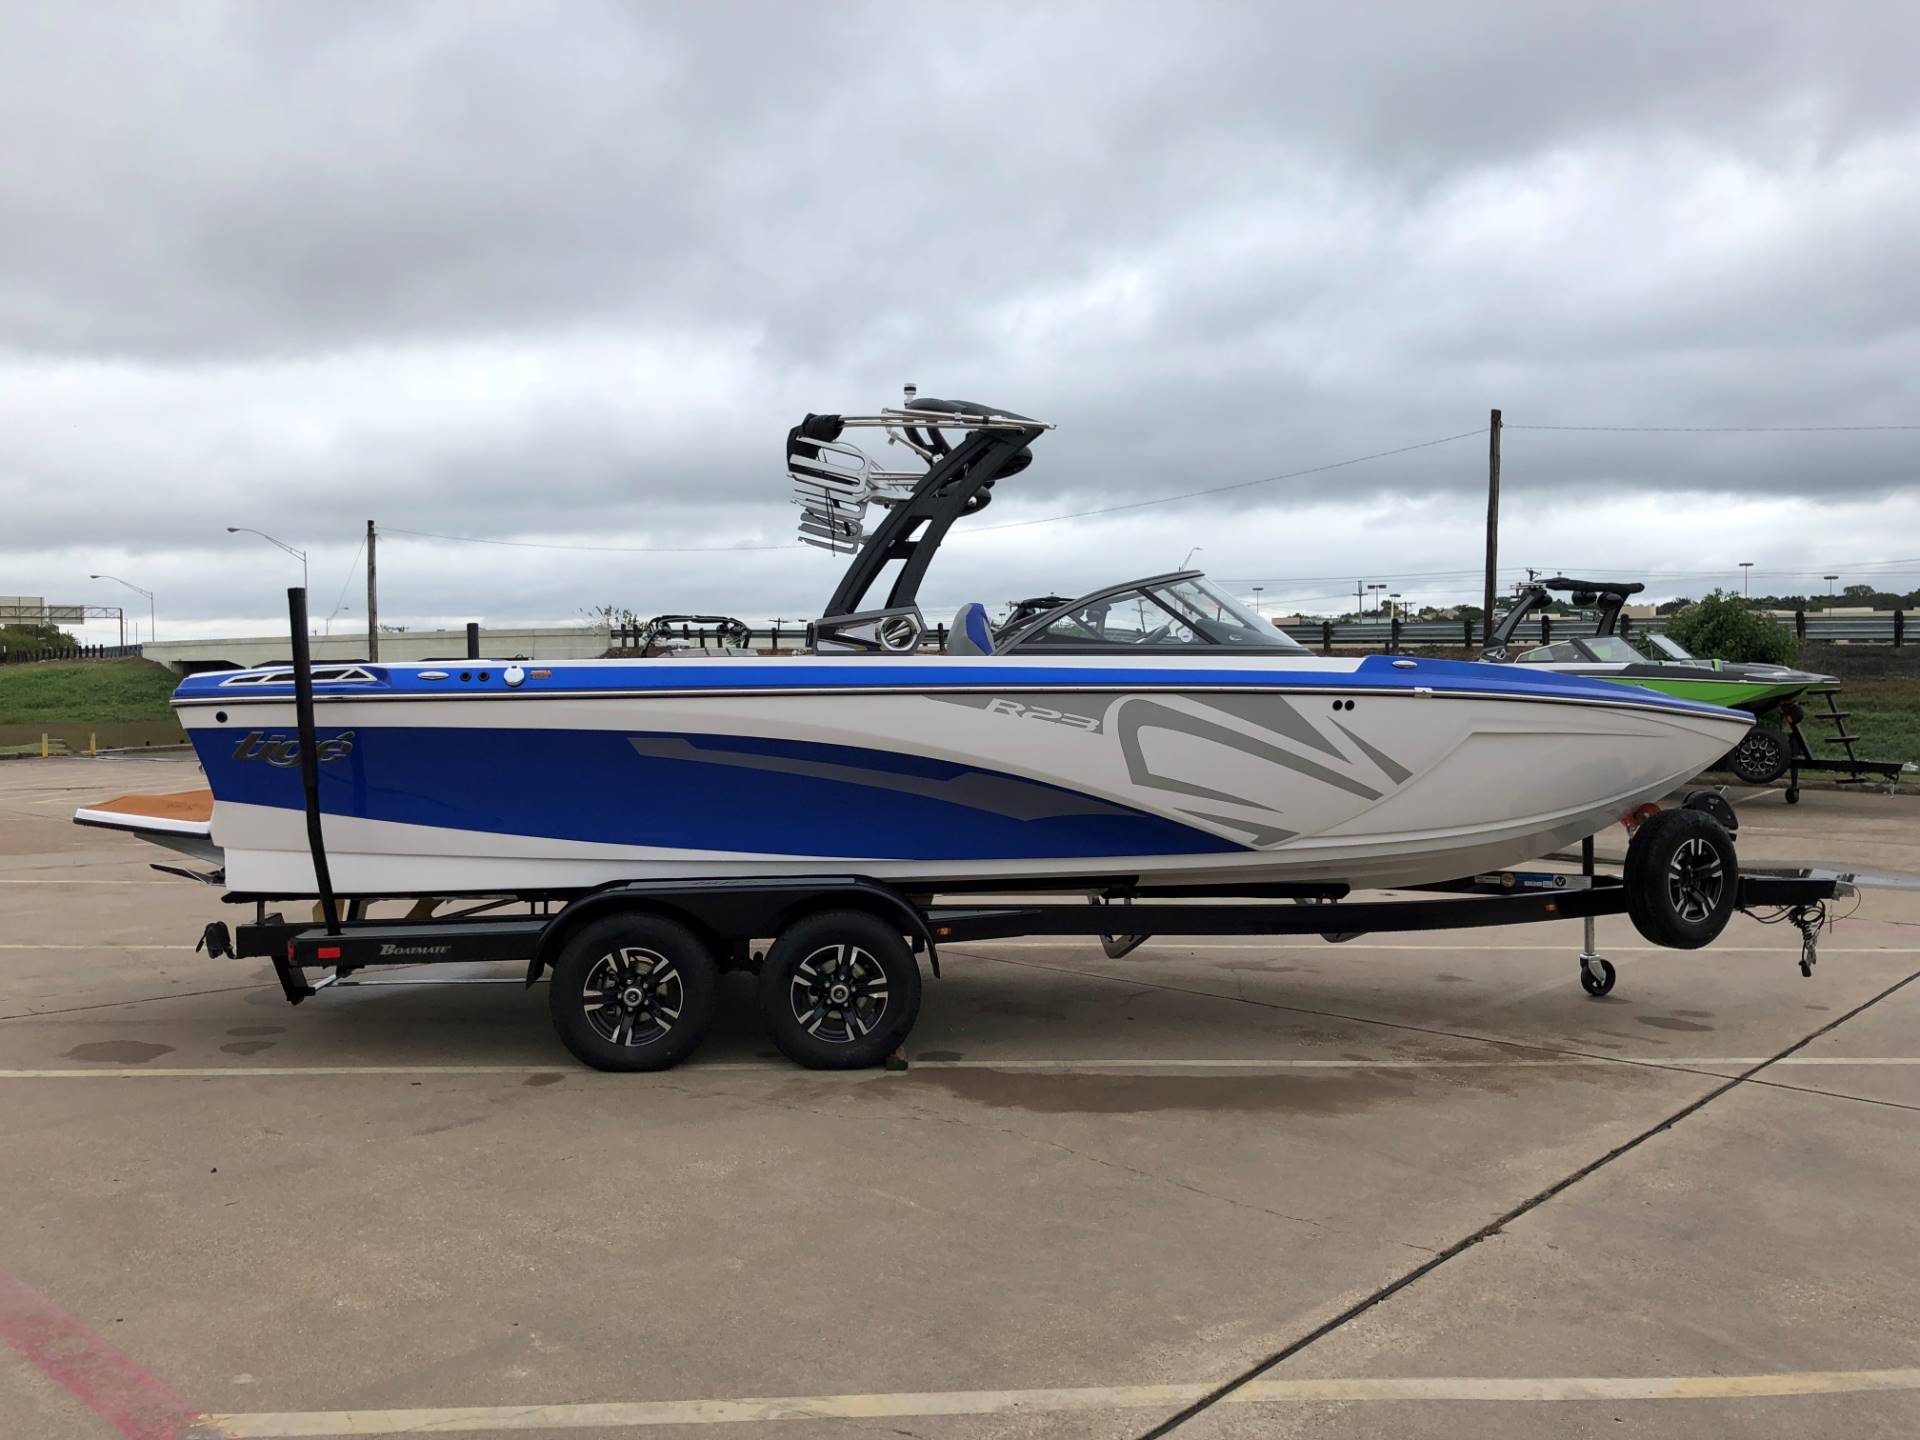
[548,914,720,1071]
[1624,809,1737,950]
[759,910,921,1070]
[1725,727,1789,785]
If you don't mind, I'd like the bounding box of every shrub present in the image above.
[1663,591,1797,666]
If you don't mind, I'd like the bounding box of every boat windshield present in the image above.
[1579,636,1646,663]
[1005,575,1308,653]
[1646,632,1699,662]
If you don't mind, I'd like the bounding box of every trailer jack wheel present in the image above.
[1579,955,1617,997]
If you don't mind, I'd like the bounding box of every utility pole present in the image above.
[1482,408,1501,645]
[366,520,379,661]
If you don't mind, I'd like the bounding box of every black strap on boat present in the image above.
[288,587,341,935]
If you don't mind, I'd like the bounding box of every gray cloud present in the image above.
[3,0,1918,633]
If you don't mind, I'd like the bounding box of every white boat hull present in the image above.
[171,656,1752,896]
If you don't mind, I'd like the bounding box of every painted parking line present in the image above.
[197,1367,1920,1435]
[0,1056,1915,1080]
[0,943,199,951]
[968,940,1920,953]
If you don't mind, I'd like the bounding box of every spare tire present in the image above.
[1624,808,1738,949]
[1725,727,1789,785]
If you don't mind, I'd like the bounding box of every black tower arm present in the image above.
[817,400,1044,622]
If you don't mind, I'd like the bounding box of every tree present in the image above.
[0,621,73,655]
[1663,591,1796,665]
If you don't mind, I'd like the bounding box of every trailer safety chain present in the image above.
[1790,902,1826,978]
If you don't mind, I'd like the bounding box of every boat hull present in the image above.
[174,656,1752,897]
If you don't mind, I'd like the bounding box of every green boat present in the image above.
[1484,578,1835,784]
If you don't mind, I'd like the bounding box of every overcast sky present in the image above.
[4,0,1918,643]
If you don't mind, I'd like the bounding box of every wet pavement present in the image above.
[2,755,1917,1439]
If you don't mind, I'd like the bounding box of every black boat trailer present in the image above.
[190,589,1854,1072]
[201,848,1850,1072]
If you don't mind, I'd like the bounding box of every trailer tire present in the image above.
[759,910,921,1070]
[1624,808,1737,950]
[548,913,720,1071]
[1725,727,1789,785]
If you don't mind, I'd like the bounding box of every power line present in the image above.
[327,534,364,621]
[376,429,1489,554]
[962,428,1489,534]
[378,415,1916,557]
[1508,423,1920,433]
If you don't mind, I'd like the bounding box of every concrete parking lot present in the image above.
[3,753,1917,1439]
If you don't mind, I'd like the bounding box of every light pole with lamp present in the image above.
[1367,582,1385,615]
[1251,586,1263,615]
[226,527,308,593]
[1739,561,1753,597]
[89,575,155,645]
[1179,547,1204,571]
[1824,575,1839,607]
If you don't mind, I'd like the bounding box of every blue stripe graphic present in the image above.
[192,726,1247,861]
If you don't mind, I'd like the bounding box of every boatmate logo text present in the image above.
[232,731,356,767]
[379,942,451,957]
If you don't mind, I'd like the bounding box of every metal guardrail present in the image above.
[604,610,1908,654]
[0,643,144,666]
[1273,611,1906,650]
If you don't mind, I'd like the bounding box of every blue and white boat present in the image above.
[85,395,1752,899]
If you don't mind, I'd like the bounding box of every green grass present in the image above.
[1832,679,1920,769]
[0,659,180,724]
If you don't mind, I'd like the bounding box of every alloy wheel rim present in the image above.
[1665,837,1725,924]
[581,946,683,1047]
[789,943,889,1044]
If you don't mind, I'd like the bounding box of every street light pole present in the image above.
[1739,561,1753,597]
[1251,586,1263,615]
[89,575,155,644]
[1823,575,1838,604]
[227,527,309,594]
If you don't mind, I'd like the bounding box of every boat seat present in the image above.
[947,603,995,656]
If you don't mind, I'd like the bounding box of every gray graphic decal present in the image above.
[1114,698,1385,808]
[628,736,1122,821]
[1331,719,1413,785]
[1176,811,1297,847]
[1197,693,1345,760]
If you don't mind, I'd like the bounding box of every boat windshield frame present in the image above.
[997,571,1310,655]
